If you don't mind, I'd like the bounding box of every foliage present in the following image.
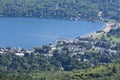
[0,0,120,79]
[1,63,120,80]
[0,0,120,21]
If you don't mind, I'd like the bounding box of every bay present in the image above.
[0,18,104,48]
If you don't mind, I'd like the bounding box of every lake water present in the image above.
[0,18,104,48]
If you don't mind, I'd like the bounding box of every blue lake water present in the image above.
[0,18,104,48]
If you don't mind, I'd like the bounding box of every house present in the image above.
[79,52,85,55]
[26,49,35,54]
[0,51,4,54]
[50,44,57,50]
[15,53,24,57]
[43,53,53,58]
[109,49,117,54]
[83,59,89,62]
[0,48,5,54]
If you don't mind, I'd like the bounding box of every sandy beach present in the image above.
[103,22,114,33]
[87,22,115,38]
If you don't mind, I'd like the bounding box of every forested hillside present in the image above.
[0,0,120,21]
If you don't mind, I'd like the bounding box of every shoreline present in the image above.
[87,22,115,38]
[0,17,116,49]
[103,22,114,33]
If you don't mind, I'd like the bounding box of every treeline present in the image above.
[0,0,120,21]
[1,63,120,80]
[107,27,120,37]
[0,72,33,80]
[53,63,120,80]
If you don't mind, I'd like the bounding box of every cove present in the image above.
[0,18,104,48]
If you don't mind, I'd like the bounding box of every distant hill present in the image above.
[0,0,120,21]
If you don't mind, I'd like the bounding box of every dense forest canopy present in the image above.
[0,0,120,21]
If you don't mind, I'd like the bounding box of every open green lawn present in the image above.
[106,36,120,42]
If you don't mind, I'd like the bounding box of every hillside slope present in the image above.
[0,0,120,21]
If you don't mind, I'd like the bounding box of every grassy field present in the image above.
[105,36,120,42]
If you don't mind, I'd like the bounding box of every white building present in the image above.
[15,53,24,57]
